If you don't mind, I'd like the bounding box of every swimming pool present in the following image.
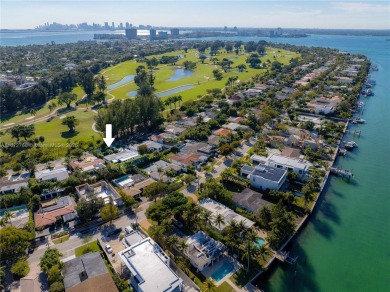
[255,237,265,248]
[210,258,235,282]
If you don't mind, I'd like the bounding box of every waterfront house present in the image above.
[35,166,69,183]
[232,188,271,213]
[0,172,30,195]
[198,198,255,231]
[119,237,183,292]
[184,231,227,272]
[259,153,309,178]
[241,165,287,191]
[63,252,118,292]
[75,181,123,206]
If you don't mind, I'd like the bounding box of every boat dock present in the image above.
[330,167,353,180]
[275,251,298,265]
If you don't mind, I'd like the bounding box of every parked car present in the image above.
[105,244,113,254]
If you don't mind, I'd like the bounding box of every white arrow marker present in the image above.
[103,124,115,147]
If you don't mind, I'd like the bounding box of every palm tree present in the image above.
[202,279,217,292]
[171,95,178,110]
[3,211,15,226]
[259,244,271,261]
[0,218,6,227]
[213,214,225,230]
[164,98,172,109]
[177,95,182,107]
[200,210,213,227]
[157,167,164,181]
[165,235,179,250]
[176,239,189,254]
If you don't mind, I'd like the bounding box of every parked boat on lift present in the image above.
[352,118,366,124]
[343,141,358,150]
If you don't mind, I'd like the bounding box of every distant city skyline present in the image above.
[2,1,389,30]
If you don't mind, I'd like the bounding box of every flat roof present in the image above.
[267,153,308,170]
[249,165,287,183]
[120,238,182,292]
[104,149,139,162]
[198,198,255,230]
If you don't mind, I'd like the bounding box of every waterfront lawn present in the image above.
[75,240,100,257]
[230,265,261,287]
[216,282,235,292]
[52,235,70,244]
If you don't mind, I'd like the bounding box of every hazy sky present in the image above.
[1,1,389,29]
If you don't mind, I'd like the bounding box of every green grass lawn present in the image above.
[75,240,100,257]
[52,235,70,244]
[230,267,261,288]
[1,86,84,128]
[215,281,236,292]
[106,48,299,104]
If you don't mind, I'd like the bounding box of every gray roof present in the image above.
[233,188,271,213]
[63,252,109,290]
[250,165,287,182]
[42,196,73,212]
[241,165,255,173]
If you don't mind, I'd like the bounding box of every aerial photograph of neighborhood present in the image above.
[0,1,389,292]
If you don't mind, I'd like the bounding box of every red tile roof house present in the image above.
[168,152,206,170]
[34,196,78,228]
[69,156,105,173]
[213,128,232,137]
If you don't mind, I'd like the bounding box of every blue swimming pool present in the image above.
[210,258,234,282]
[255,237,265,248]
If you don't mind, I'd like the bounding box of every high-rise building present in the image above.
[125,28,138,40]
[111,22,115,30]
[119,23,124,29]
[150,29,156,40]
[158,31,168,40]
[104,22,109,30]
[170,28,180,37]
[125,22,130,29]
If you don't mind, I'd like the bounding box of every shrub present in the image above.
[50,281,64,292]
[51,231,69,239]
[11,258,30,279]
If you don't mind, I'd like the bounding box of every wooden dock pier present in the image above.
[330,167,354,180]
[275,251,298,265]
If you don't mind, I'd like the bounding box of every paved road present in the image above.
[27,213,136,265]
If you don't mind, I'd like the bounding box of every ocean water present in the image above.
[1,32,389,290]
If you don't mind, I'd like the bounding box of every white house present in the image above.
[184,232,227,272]
[0,172,30,195]
[198,198,255,231]
[265,153,309,178]
[241,165,287,191]
[119,237,183,292]
[35,166,69,183]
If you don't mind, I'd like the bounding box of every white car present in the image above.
[105,244,113,254]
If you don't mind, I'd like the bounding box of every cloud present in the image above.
[331,2,390,13]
